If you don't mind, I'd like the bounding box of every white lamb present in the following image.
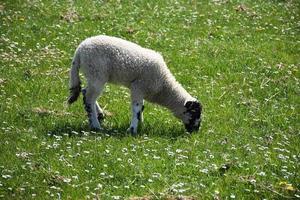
[68,35,202,134]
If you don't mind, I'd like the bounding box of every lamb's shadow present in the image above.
[48,121,188,140]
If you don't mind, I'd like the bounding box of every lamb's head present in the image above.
[181,100,202,133]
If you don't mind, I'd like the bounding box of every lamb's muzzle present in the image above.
[67,35,202,134]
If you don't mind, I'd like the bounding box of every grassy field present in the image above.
[0,0,299,199]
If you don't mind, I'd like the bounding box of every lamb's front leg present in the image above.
[128,100,144,134]
[127,82,145,134]
[95,101,105,122]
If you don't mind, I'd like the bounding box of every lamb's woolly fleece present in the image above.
[69,35,195,120]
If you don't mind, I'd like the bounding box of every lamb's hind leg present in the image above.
[82,81,105,130]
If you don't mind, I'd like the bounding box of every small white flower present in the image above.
[63,178,71,183]
[2,174,12,179]
[250,178,256,184]
[200,168,209,174]
[199,183,206,188]
[258,171,266,176]
[100,172,106,176]
[176,149,183,153]
[152,173,161,178]
[178,188,187,193]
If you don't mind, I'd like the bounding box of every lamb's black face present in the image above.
[184,100,202,133]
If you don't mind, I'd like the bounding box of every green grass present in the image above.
[0,0,299,199]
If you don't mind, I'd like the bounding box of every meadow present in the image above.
[0,0,299,199]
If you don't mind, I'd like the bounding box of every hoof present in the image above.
[97,113,105,122]
[90,122,101,131]
[127,127,137,135]
[82,88,87,95]
[90,126,101,132]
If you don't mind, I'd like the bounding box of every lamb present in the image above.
[68,35,202,134]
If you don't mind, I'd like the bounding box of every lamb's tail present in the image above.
[67,50,81,104]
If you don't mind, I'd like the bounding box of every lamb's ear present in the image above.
[184,100,199,109]
[184,101,193,108]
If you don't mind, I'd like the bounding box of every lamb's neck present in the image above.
[155,81,192,114]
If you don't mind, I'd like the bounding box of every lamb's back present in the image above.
[79,35,169,87]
